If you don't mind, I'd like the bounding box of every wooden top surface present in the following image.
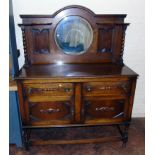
[15,63,138,80]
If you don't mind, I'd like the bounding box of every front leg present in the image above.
[122,124,129,147]
[116,123,129,147]
[23,128,31,150]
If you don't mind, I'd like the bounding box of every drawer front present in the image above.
[26,101,74,126]
[83,81,131,96]
[23,83,73,99]
[83,98,128,124]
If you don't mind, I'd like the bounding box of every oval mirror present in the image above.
[55,16,93,55]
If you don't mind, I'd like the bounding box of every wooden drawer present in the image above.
[26,101,74,126]
[83,97,129,124]
[23,83,73,100]
[83,80,131,97]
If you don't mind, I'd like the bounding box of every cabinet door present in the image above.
[83,97,129,124]
[24,100,74,126]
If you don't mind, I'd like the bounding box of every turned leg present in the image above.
[122,124,129,147]
[23,129,31,150]
[116,123,129,147]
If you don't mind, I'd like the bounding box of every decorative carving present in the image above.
[117,81,131,95]
[120,24,128,65]
[120,83,129,93]
[26,87,72,95]
[97,26,114,53]
[21,28,29,66]
[32,29,50,54]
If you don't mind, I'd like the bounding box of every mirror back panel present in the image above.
[19,5,129,65]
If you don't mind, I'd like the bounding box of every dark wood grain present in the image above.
[127,78,137,121]
[31,136,121,145]
[15,63,138,80]
[17,81,27,124]
[74,83,82,123]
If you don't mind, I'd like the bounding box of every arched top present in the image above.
[52,5,95,17]
[20,5,126,21]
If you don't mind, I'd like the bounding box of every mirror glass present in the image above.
[55,16,93,55]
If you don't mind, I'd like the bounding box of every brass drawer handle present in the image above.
[95,106,114,112]
[40,108,60,114]
[100,86,112,90]
[85,85,113,92]
[27,88,59,93]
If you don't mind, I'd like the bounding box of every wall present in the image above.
[12,0,145,117]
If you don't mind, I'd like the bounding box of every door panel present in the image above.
[83,98,128,124]
[26,101,74,126]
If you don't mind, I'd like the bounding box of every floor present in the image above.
[9,118,145,155]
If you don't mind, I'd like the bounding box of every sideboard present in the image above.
[15,5,138,149]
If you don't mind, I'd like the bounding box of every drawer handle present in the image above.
[40,108,60,114]
[95,106,114,112]
[64,88,72,92]
[100,86,112,90]
[27,88,58,93]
